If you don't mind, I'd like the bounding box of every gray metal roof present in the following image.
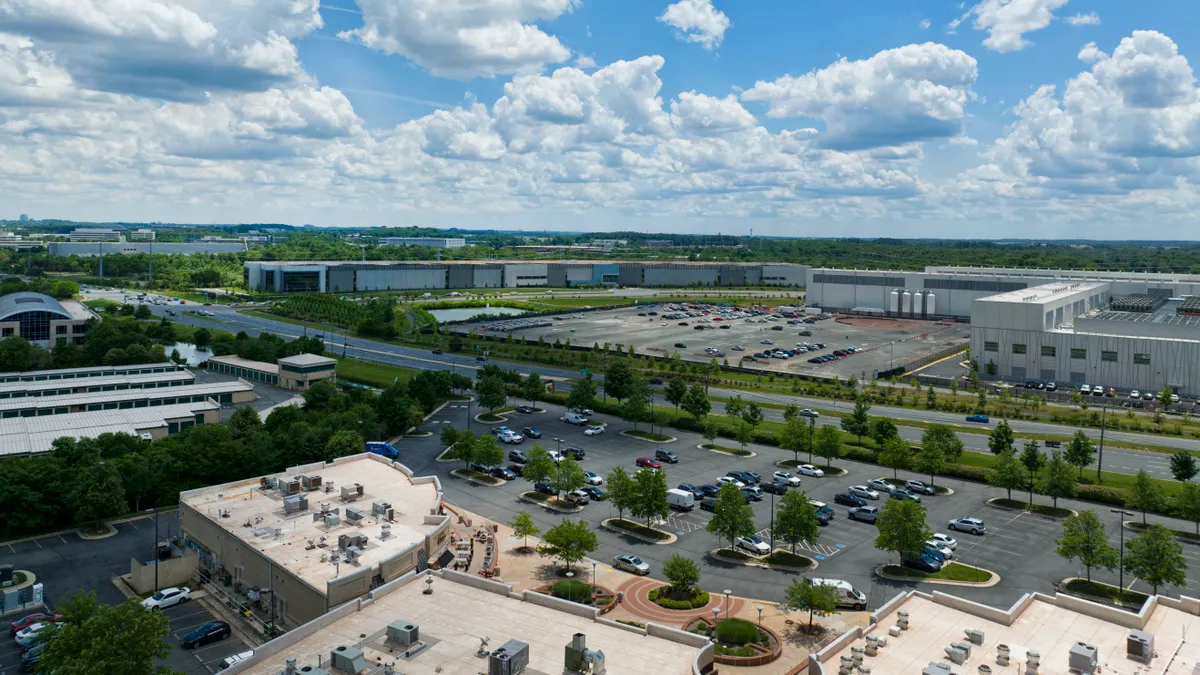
[0,401,219,456]
[0,362,181,380]
[0,370,194,396]
[0,292,72,321]
[0,380,252,412]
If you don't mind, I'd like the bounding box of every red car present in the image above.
[635,457,661,470]
[11,612,62,636]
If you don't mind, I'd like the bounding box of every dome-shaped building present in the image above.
[0,292,93,346]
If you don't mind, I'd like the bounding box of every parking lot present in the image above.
[451,303,969,380]
[0,515,250,674]
[402,398,1200,611]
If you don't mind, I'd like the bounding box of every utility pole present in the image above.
[1097,403,1107,484]
[98,242,104,280]
[148,240,153,286]
[1112,509,1134,595]
[769,490,775,552]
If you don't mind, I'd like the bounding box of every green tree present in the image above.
[875,499,933,564]
[620,377,652,432]
[1064,431,1095,480]
[521,446,556,486]
[977,387,988,410]
[869,416,898,450]
[781,417,812,464]
[782,578,840,630]
[662,554,701,595]
[1039,450,1077,509]
[702,418,720,448]
[440,426,459,453]
[1173,482,1200,535]
[39,592,178,675]
[724,394,747,419]
[606,466,636,522]
[664,379,688,416]
[1171,451,1199,483]
[1019,441,1046,508]
[987,420,1016,455]
[813,424,843,469]
[707,482,755,552]
[1159,386,1174,407]
[604,359,634,402]
[783,404,800,422]
[988,449,1026,501]
[508,511,540,550]
[1055,510,1118,583]
[133,304,152,320]
[325,429,364,460]
[192,327,211,348]
[473,433,505,469]
[537,520,598,571]
[926,386,937,409]
[915,443,945,488]
[69,462,127,533]
[521,371,545,407]
[226,406,262,437]
[681,383,711,421]
[921,424,964,463]
[878,435,911,480]
[773,491,820,555]
[477,374,507,412]
[1124,524,1187,595]
[631,466,670,528]
[841,397,871,444]
[551,456,587,498]
[1126,470,1165,524]
[566,374,597,412]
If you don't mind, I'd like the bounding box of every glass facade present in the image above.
[9,310,55,341]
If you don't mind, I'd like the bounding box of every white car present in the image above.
[1171,394,1181,403]
[948,517,986,535]
[927,540,955,559]
[772,471,801,486]
[716,476,745,488]
[760,339,774,345]
[849,485,880,500]
[500,431,524,444]
[798,409,820,418]
[614,554,650,575]
[1129,390,1140,399]
[736,535,771,555]
[142,586,191,610]
[1079,384,1091,395]
[867,478,892,493]
[797,464,825,477]
[15,622,57,649]
[584,425,604,436]
[584,471,603,486]
[931,533,958,550]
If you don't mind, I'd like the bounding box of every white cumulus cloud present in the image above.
[658,0,731,50]
[1067,12,1100,26]
[963,0,1069,53]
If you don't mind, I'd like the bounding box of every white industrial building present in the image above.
[970,281,1200,397]
[49,240,247,256]
[380,237,466,249]
[69,228,121,242]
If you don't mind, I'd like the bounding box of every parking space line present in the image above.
[33,538,41,549]
[58,534,68,545]
[128,520,138,529]
[6,544,13,554]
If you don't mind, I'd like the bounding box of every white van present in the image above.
[811,578,867,610]
[218,650,255,671]
[667,489,695,511]
[561,412,588,425]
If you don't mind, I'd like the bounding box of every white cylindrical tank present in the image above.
[914,291,924,317]
[890,290,900,315]
[902,290,913,316]
[925,292,936,316]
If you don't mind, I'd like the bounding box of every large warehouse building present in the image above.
[242,260,809,293]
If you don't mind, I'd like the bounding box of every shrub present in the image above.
[715,618,760,646]
[551,579,592,602]
[943,464,992,483]
[843,445,877,463]
[1076,484,1127,506]
[648,587,712,609]
[751,430,780,446]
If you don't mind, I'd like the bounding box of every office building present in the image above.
[179,453,453,628]
[208,353,337,391]
[69,228,121,242]
[380,237,466,249]
[0,292,96,347]
[129,229,156,240]
[48,240,247,256]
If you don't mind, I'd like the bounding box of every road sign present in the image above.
[581,369,589,376]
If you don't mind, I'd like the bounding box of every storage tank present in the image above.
[889,290,900,316]
[925,292,936,317]
[902,291,913,316]
[914,291,924,317]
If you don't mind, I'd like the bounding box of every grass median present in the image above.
[884,562,993,583]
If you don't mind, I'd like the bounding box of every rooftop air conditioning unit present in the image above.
[279,478,301,495]
[489,639,530,675]
[283,494,308,514]
[301,475,322,491]
[386,619,419,646]
[329,646,366,674]
[297,667,330,675]
[345,507,366,523]
[1128,630,1154,663]
[380,524,392,539]
[323,513,340,527]
[1070,642,1097,674]
[372,500,392,516]
[340,483,364,501]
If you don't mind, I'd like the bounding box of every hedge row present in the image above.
[648,587,712,610]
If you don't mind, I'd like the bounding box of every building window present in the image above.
[1041,346,1056,357]
[983,341,999,352]
[812,273,907,287]
[1012,344,1027,355]
[1070,348,1086,359]
[55,325,66,334]
[1,327,12,337]
[1101,351,1118,362]
[1134,353,1151,365]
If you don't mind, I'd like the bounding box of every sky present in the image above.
[2,0,1200,239]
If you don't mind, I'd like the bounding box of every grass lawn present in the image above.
[625,429,674,441]
[83,298,120,310]
[884,562,993,583]
[453,469,502,485]
[240,309,318,330]
[702,443,754,456]
[333,357,419,389]
[607,518,670,541]
[1064,578,1149,605]
[716,548,754,561]
[1127,521,1200,541]
[991,497,1074,518]
[763,550,814,567]
[476,408,513,422]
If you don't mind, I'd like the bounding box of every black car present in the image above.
[761,482,787,496]
[727,470,757,485]
[507,450,527,463]
[507,463,525,477]
[771,325,783,331]
[902,555,941,573]
[432,349,443,354]
[699,484,721,498]
[581,487,607,501]
[677,483,705,499]
[563,446,586,460]
[476,356,487,361]
[678,322,689,326]
[522,427,542,439]
[183,621,230,649]
[489,466,517,481]
[834,493,867,507]
[534,481,556,495]
[674,342,687,348]
[700,498,718,512]
[719,324,731,329]
[515,405,534,414]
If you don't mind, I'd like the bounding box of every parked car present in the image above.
[499,431,524,445]
[561,412,588,425]
[727,470,757,485]
[581,486,607,501]
[10,612,62,637]
[809,500,835,520]
[565,489,590,505]
[614,554,650,575]
[489,466,517,481]
[522,427,542,439]
[534,481,556,495]
[507,463,525,477]
[655,448,679,463]
[1130,390,1141,400]
[965,414,990,423]
[698,484,721,498]
[740,485,764,501]
[772,471,801,486]
[700,498,718,512]
[715,476,744,488]
[491,425,511,436]
[570,408,594,417]
[584,425,604,436]
[142,586,190,610]
[834,492,867,507]
[648,377,664,385]
[932,533,957,549]
[21,641,49,669]
[563,446,586,460]
[927,540,955,559]
[923,545,948,563]
[677,483,705,499]
[507,449,527,463]
[182,621,231,649]
[674,342,687,348]
[514,405,534,414]
[761,482,787,495]
[635,457,661,469]
[902,555,943,573]
[15,622,59,650]
[948,517,986,535]
[584,471,603,485]
[867,478,892,493]
[849,485,880,500]
[796,464,825,477]
[736,535,771,555]
[906,480,937,496]
[889,488,922,502]
[848,506,879,523]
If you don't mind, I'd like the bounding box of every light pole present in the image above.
[769,490,776,552]
[1112,509,1134,595]
[1096,404,1107,484]
[591,562,597,601]
[724,589,732,620]
[146,508,161,592]
[755,604,764,628]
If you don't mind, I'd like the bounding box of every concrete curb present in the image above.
[621,430,678,444]
[600,518,678,545]
[709,548,817,572]
[986,497,1075,518]
[475,411,512,423]
[450,469,504,487]
[772,460,847,477]
[435,445,460,463]
[518,492,583,513]
[77,523,118,540]
[874,563,1000,588]
[700,444,756,458]
[3,570,37,593]
[1057,577,1148,610]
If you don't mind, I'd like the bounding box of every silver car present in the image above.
[614,554,650,575]
[849,485,880,500]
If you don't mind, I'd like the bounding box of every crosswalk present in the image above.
[754,526,843,558]
[656,515,707,534]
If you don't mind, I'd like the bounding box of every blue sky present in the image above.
[2,0,1200,239]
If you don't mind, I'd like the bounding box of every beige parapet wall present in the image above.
[128,551,198,595]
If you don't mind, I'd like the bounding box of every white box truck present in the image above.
[667,488,695,511]
[811,578,867,610]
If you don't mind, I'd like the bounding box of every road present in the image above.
[104,293,1188,480]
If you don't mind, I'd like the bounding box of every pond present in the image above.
[168,342,211,367]
[429,306,528,322]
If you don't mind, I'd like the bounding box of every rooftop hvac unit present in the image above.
[301,475,322,491]
[1128,630,1154,663]
[343,547,361,562]
[489,639,530,675]
[345,507,367,523]
[386,619,419,646]
[380,524,392,539]
[340,483,363,501]
[338,533,368,550]
[323,513,340,527]
[298,668,330,675]
[279,478,301,495]
[1069,642,1097,674]
[320,504,338,515]
[283,494,308,514]
[923,663,952,675]
[372,500,392,516]
[329,645,366,674]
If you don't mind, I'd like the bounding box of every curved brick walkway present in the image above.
[617,577,746,626]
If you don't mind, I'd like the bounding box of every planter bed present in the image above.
[988,497,1075,518]
[605,518,671,541]
[450,469,503,486]
[623,429,677,442]
[775,460,848,476]
[881,562,995,584]
[1126,521,1200,542]
[648,586,711,610]
[763,550,816,568]
[1063,578,1149,607]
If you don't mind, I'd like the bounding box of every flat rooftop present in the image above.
[180,454,443,592]
[975,281,1108,305]
[0,401,219,456]
[236,571,700,675]
[0,369,194,396]
[0,380,253,413]
[209,355,278,375]
[823,593,1200,675]
[278,353,337,367]
[0,362,182,382]
[58,299,95,322]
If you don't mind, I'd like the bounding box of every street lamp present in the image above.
[146,508,161,592]
[755,604,764,628]
[769,490,776,552]
[1112,509,1134,595]
[592,562,597,601]
[566,571,575,604]
[724,589,732,620]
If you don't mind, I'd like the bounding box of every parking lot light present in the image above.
[724,589,732,619]
[1111,509,1135,594]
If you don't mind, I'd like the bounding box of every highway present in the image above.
[120,295,1187,480]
